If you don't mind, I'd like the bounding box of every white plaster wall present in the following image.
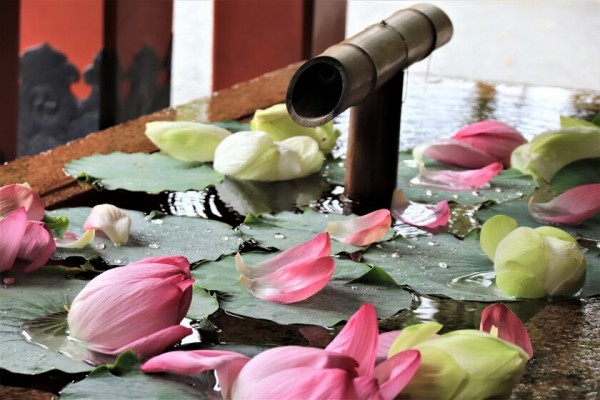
[171,0,600,106]
[347,0,600,91]
[171,0,213,106]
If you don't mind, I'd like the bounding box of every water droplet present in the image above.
[151,219,164,225]
[391,252,400,259]
[113,259,122,264]
[205,229,212,233]
[221,236,229,241]
[148,243,160,249]
[407,244,416,249]
[494,187,502,193]
[427,241,438,246]
[425,190,433,197]
[438,262,448,268]
[452,194,458,199]
[351,286,358,290]
[376,244,382,249]
[516,191,524,197]
[94,243,106,250]
[273,233,286,239]
[471,191,481,197]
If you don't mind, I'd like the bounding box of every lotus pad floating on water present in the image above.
[361,232,600,301]
[64,152,223,193]
[50,207,239,266]
[60,351,212,400]
[237,209,394,255]
[0,266,92,374]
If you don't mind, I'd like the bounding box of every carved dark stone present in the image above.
[18,44,80,156]
[17,43,171,157]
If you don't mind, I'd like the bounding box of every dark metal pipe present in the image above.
[286,3,452,211]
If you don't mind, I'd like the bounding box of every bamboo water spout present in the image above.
[286,3,453,212]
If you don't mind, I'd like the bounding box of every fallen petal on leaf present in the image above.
[413,162,503,191]
[326,209,392,246]
[55,230,96,249]
[83,204,131,246]
[529,183,600,225]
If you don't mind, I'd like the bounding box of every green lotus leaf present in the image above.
[64,152,223,193]
[50,207,239,266]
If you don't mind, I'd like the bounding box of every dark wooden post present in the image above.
[101,0,173,128]
[0,0,20,162]
[344,71,404,211]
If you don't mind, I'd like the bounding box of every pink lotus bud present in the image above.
[452,120,527,168]
[0,183,45,221]
[423,120,526,169]
[67,256,194,358]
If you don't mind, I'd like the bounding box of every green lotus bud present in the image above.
[390,322,529,400]
[145,121,231,162]
[213,131,324,182]
[481,215,586,298]
[250,104,340,154]
[511,126,600,182]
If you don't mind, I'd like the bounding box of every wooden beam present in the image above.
[0,0,20,162]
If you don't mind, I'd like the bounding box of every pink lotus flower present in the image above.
[0,183,45,221]
[0,208,55,273]
[236,232,334,303]
[142,304,421,400]
[480,303,533,359]
[326,209,392,246]
[529,183,600,225]
[425,120,526,169]
[391,189,450,228]
[378,303,533,360]
[378,303,532,399]
[67,256,194,359]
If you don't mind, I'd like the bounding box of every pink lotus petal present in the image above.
[0,208,28,273]
[346,376,382,399]
[529,184,600,225]
[393,201,450,228]
[423,139,499,169]
[452,120,526,167]
[0,184,45,221]
[480,303,533,359]
[236,232,331,278]
[115,325,193,359]
[326,303,378,377]
[230,346,361,398]
[416,162,503,191]
[237,367,350,400]
[233,346,359,394]
[142,350,250,399]
[83,204,131,246]
[238,255,335,303]
[13,221,56,273]
[326,209,392,246]
[377,331,401,363]
[373,349,421,400]
[54,230,95,249]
